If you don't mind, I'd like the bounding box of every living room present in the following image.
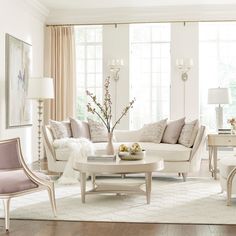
[1,0,236,235]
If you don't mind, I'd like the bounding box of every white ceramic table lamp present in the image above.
[208,88,230,130]
[28,77,54,169]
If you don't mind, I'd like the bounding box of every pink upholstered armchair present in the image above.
[0,138,57,231]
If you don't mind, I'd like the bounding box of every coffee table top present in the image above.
[73,156,164,174]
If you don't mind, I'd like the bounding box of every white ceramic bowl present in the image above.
[118,150,146,160]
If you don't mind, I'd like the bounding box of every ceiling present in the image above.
[38,0,236,10]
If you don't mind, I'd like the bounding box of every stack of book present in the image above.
[87,154,116,162]
[218,128,231,134]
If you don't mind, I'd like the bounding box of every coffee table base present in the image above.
[80,172,152,204]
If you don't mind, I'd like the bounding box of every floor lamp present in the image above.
[208,87,230,131]
[28,77,54,170]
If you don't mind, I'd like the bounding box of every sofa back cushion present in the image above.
[70,118,91,140]
[139,119,167,143]
[88,118,108,142]
[49,120,72,139]
[162,118,185,144]
[178,119,199,148]
[114,129,142,142]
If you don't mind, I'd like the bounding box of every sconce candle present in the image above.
[176,58,193,81]
[108,58,124,81]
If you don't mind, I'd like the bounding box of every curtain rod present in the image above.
[46,19,236,27]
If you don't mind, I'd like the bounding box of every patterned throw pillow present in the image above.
[139,119,167,143]
[70,117,91,140]
[49,120,72,139]
[162,118,185,144]
[87,118,108,143]
[178,119,199,148]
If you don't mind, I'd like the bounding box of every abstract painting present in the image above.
[5,34,32,128]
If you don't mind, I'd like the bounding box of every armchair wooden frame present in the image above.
[227,167,236,206]
[0,138,57,232]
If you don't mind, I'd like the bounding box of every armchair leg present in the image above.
[182,173,187,182]
[3,198,10,231]
[47,184,57,217]
[227,187,232,206]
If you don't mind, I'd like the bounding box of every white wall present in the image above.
[171,22,199,121]
[102,23,200,130]
[0,0,47,163]
[103,25,130,129]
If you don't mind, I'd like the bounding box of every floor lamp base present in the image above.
[36,99,47,173]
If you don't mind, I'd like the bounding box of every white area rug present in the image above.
[1,177,236,224]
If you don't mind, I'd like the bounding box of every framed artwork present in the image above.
[5,34,32,128]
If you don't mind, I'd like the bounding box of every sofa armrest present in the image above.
[42,125,57,161]
[114,129,142,142]
[190,125,206,161]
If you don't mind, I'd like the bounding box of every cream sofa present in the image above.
[43,124,206,181]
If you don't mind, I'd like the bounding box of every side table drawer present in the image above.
[208,135,236,146]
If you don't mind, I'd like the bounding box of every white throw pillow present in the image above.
[178,119,199,148]
[139,119,167,143]
[49,120,72,139]
[87,118,108,143]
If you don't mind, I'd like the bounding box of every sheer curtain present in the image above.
[44,26,76,122]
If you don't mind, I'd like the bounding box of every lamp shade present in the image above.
[208,88,230,104]
[27,77,54,100]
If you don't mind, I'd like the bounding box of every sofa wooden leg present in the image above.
[178,173,181,177]
[182,173,187,182]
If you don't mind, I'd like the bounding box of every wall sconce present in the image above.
[108,59,124,81]
[176,58,193,81]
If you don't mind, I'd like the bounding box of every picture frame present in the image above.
[5,34,32,128]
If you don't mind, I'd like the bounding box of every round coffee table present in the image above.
[73,156,164,204]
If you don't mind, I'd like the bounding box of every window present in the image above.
[199,22,236,130]
[129,23,171,129]
[75,25,103,120]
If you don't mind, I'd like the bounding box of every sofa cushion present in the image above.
[139,119,167,143]
[114,129,142,142]
[49,120,72,139]
[162,118,185,144]
[70,118,91,140]
[178,119,199,148]
[88,118,108,142]
[93,142,192,162]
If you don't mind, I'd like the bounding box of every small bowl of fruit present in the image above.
[118,143,145,160]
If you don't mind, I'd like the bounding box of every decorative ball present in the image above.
[119,144,129,152]
[130,143,142,153]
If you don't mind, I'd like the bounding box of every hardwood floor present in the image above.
[1,220,236,236]
[1,160,236,236]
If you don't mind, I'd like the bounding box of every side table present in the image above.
[208,134,236,179]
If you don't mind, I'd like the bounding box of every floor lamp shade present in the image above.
[28,77,54,99]
[208,88,230,130]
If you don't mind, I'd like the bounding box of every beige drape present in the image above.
[44,26,76,122]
